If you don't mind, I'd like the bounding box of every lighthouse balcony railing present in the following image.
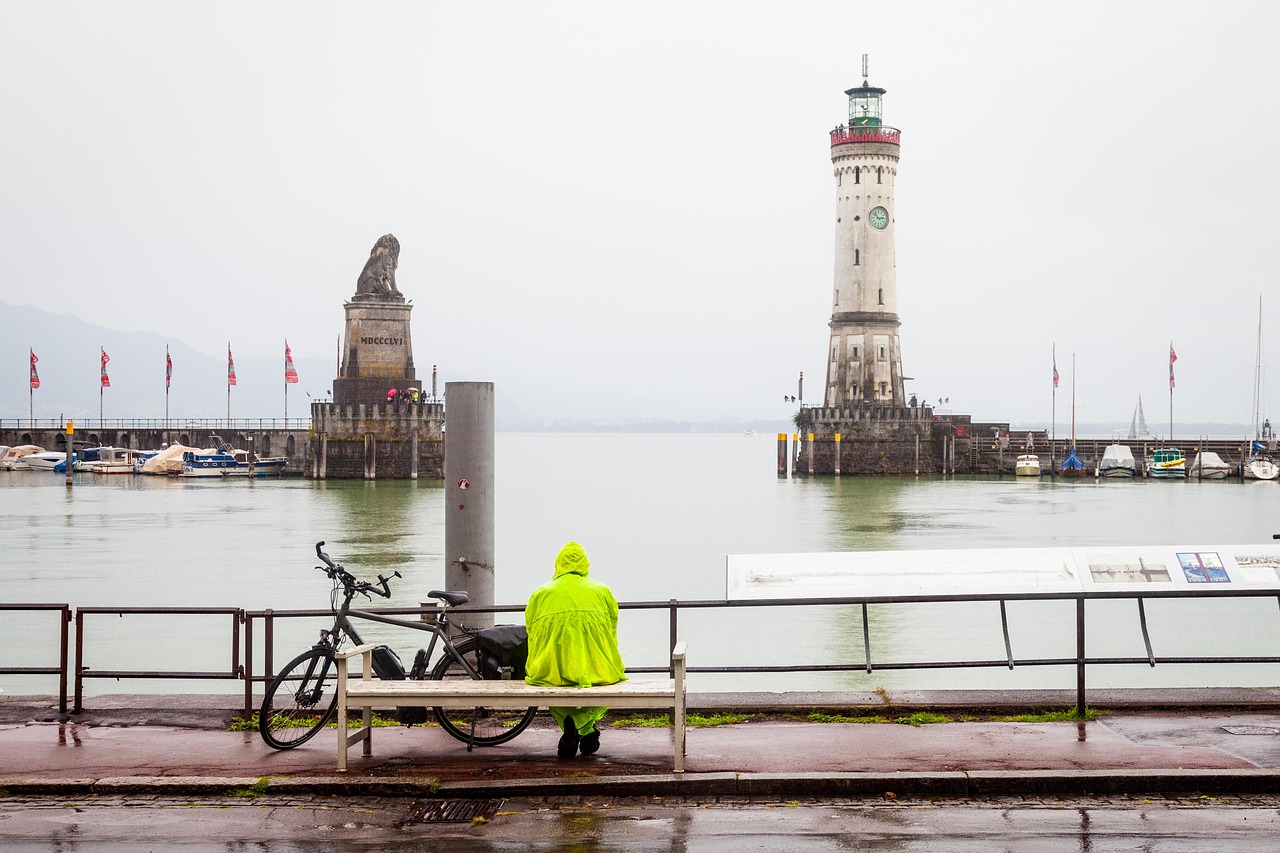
[830,126,901,146]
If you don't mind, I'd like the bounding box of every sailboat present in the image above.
[1243,297,1279,481]
[1060,355,1087,477]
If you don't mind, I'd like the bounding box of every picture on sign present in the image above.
[1235,553,1280,583]
[1087,554,1170,584]
[1177,551,1230,584]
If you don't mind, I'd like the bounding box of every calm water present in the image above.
[2,433,1279,696]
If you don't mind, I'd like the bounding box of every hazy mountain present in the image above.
[1,301,335,422]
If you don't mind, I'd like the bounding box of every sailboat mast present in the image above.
[1252,296,1263,439]
[1070,353,1076,443]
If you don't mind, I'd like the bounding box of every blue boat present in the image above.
[181,445,287,478]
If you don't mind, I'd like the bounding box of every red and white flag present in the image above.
[228,344,237,386]
[30,350,40,389]
[1169,344,1178,389]
[285,341,299,384]
[100,348,111,388]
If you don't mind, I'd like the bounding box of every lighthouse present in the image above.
[823,57,907,409]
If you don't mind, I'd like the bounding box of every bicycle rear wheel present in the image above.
[430,637,536,746]
[259,648,338,750]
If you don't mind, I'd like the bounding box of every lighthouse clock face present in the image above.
[869,206,889,230]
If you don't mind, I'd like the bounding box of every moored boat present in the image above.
[1242,443,1278,481]
[21,450,73,471]
[1145,447,1186,479]
[1059,446,1088,477]
[1014,454,1041,477]
[0,444,43,470]
[181,446,288,478]
[89,447,151,474]
[1188,451,1232,480]
[1096,444,1137,478]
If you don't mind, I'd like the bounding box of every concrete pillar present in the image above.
[807,432,815,476]
[777,433,788,478]
[364,433,376,480]
[319,434,328,479]
[410,431,419,480]
[444,381,495,629]
[834,433,842,476]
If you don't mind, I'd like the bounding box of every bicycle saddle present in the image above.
[428,589,470,607]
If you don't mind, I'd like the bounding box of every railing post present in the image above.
[1075,597,1086,717]
[264,609,274,682]
[668,599,678,679]
[59,605,70,713]
[73,609,84,713]
[243,611,253,721]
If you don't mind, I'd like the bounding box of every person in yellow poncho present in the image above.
[525,541,626,759]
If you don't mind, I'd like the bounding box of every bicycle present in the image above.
[258,541,536,750]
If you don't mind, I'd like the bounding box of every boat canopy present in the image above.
[1060,447,1086,472]
[1100,444,1136,465]
[141,444,200,475]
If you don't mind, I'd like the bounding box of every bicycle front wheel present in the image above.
[259,648,338,750]
[430,637,536,746]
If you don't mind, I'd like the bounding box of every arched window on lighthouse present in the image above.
[878,288,884,305]
[876,167,883,184]
[854,249,859,266]
[854,167,860,185]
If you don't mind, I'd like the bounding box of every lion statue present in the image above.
[355,234,401,297]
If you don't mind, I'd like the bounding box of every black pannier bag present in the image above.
[368,644,429,726]
[475,625,529,681]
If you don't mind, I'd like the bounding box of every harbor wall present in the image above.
[787,404,1278,476]
[0,425,311,474]
[308,400,444,480]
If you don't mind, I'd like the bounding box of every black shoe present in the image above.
[579,728,600,755]
[557,716,580,759]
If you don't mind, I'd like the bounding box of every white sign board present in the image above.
[726,544,1280,601]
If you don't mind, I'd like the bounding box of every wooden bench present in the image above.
[335,641,687,772]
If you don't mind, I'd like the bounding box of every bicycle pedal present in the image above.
[409,648,429,680]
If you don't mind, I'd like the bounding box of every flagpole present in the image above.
[284,338,288,423]
[227,341,231,426]
[100,344,104,429]
[1169,340,1174,442]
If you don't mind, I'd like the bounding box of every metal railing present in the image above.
[0,604,71,711]
[6,588,1276,717]
[1,418,311,432]
[73,607,243,712]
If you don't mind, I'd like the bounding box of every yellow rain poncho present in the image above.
[524,541,626,735]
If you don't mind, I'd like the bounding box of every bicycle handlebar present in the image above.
[314,541,401,599]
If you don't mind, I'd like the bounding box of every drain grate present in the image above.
[397,798,505,826]
[1222,725,1280,736]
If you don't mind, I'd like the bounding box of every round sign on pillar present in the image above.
[457,478,470,490]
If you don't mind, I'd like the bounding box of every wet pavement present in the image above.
[5,793,1280,851]
[1,694,1279,799]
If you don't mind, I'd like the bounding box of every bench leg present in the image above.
[363,706,372,756]
[337,669,348,773]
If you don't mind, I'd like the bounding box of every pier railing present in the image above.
[13,589,1277,717]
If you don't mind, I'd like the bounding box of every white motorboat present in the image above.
[1014,454,1041,477]
[1188,451,1232,480]
[88,447,151,475]
[21,450,73,471]
[0,444,43,470]
[1096,444,1137,478]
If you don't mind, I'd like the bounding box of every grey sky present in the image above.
[3,2,1278,427]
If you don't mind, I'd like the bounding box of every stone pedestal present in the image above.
[333,300,417,407]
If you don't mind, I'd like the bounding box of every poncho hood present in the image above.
[553,541,590,578]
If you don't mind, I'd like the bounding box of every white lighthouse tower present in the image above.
[823,57,907,409]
